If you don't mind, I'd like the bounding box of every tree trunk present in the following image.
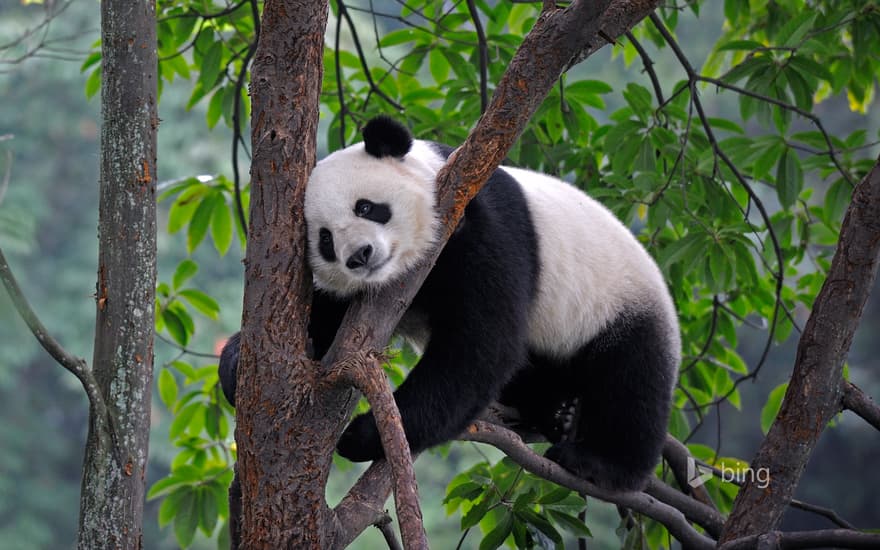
[77,0,158,547]
[235,0,337,547]
[720,155,880,542]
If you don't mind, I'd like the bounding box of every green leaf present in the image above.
[162,308,189,346]
[198,41,224,93]
[788,55,833,83]
[708,117,745,134]
[179,289,220,319]
[429,48,450,83]
[622,83,654,120]
[170,402,201,440]
[148,474,189,500]
[461,495,493,530]
[168,185,209,234]
[174,489,199,547]
[206,87,225,130]
[85,67,102,100]
[761,383,788,434]
[784,67,815,111]
[80,51,101,72]
[199,486,219,536]
[516,507,562,544]
[479,510,514,550]
[187,192,220,253]
[824,178,852,224]
[379,28,418,47]
[536,486,571,505]
[722,57,770,85]
[547,509,592,538]
[776,12,816,48]
[210,199,233,256]
[159,488,185,527]
[173,259,199,291]
[775,147,803,210]
[158,369,179,410]
[444,481,484,504]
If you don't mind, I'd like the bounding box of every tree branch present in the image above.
[0,246,104,413]
[327,352,427,549]
[658,436,721,533]
[374,515,403,550]
[842,381,880,431]
[719,529,880,550]
[333,460,395,549]
[720,154,880,541]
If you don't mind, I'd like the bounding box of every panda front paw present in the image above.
[336,413,384,462]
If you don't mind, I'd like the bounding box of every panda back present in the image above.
[502,167,676,359]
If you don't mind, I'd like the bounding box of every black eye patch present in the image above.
[354,199,392,224]
[318,228,336,262]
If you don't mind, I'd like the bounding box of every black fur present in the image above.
[362,115,413,158]
[218,131,677,492]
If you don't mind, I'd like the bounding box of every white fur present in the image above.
[305,140,444,296]
[503,167,679,359]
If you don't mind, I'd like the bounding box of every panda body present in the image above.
[220,116,680,491]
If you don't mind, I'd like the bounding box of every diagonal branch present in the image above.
[333,460,395,549]
[327,352,427,549]
[842,381,880,431]
[719,529,880,550]
[0,246,104,414]
[720,153,880,541]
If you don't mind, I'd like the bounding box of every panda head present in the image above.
[304,116,443,296]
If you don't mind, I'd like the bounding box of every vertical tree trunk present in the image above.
[235,0,336,547]
[77,0,158,547]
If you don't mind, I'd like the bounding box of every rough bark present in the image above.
[720,155,880,541]
[77,0,158,548]
[235,0,338,547]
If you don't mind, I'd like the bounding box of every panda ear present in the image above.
[363,116,413,159]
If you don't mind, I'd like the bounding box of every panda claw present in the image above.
[553,398,578,441]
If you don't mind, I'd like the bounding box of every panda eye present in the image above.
[354,199,373,217]
[318,228,336,262]
[354,198,392,224]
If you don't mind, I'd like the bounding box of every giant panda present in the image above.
[219,115,680,491]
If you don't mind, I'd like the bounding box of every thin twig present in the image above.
[789,499,856,530]
[0,247,105,415]
[465,0,489,113]
[374,515,403,550]
[337,0,404,111]
[229,0,260,238]
[626,30,664,106]
[842,382,880,431]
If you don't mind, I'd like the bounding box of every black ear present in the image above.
[363,115,413,159]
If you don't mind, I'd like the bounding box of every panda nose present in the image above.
[346,245,373,270]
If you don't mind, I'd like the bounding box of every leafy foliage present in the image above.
[80,0,880,546]
[444,458,591,550]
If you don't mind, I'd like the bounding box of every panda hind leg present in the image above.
[498,360,576,443]
[545,311,677,492]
